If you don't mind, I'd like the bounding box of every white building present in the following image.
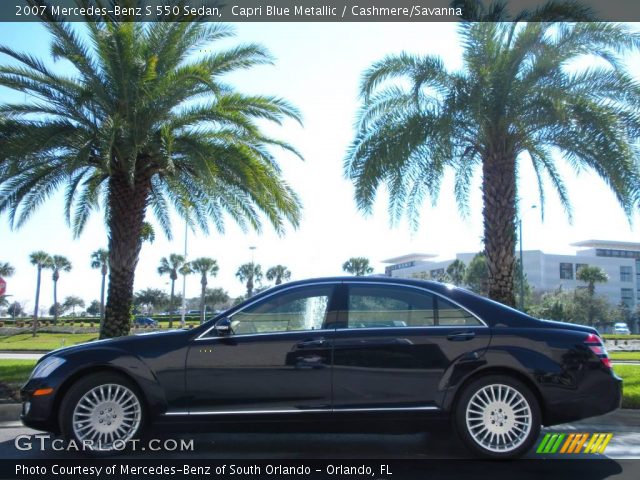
[383,240,640,309]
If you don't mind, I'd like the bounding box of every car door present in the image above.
[185,283,338,414]
[332,282,491,411]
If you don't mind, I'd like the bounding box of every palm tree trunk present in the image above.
[53,275,58,325]
[169,280,175,329]
[99,269,106,323]
[32,267,41,338]
[200,274,207,324]
[482,149,517,307]
[102,170,152,339]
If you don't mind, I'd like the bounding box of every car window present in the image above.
[229,285,333,335]
[437,298,482,326]
[347,285,436,328]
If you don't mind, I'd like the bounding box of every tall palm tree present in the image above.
[90,249,109,325]
[189,257,219,324]
[0,17,302,338]
[29,251,51,337]
[576,265,609,326]
[266,265,291,285]
[158,254,186,329]
[236,262,263,298]
[0,262,15,277]
[342,257,374,276]
[345,9,640,307]
[50,255,72,324]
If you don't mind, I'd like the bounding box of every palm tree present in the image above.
[0,18,302,339]
[90,249,109,325]
[345,9,640,307]
[236,263,263,298]
[29,251,51,337]
[189,257,219,324]
[0,262,15,277]
[446,259,467,286]
[158,254,186,328]
[50,255,72,324]
[266,265,291,285]
[342,257,374,276]
[576,265,609,326]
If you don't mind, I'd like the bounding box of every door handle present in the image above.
[447,331,476,341]
[296,338,327,348]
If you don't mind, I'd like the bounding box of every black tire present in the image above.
[453,374,541,459]
[60,372,145,456]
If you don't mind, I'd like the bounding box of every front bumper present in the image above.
[20,379,59,433]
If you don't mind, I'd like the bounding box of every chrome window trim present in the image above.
[195,279,487,341]
[195,281,339,341]
[194,328,335,342]
[163,405,439,416]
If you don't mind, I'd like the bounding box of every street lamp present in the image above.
[518,205,537,311]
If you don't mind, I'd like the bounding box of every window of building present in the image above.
[620,266,633,282]
[621,288,634,308]
[559,263,574,280]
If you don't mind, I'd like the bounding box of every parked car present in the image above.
[133,316,158,328]
[613,322,631,335]
[20,277,621,458]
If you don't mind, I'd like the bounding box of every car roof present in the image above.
[238,276,539,328]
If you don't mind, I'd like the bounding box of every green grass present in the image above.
[603,334,640,340]
[0,359,36,386]
[609,351,640,361]
[0,333,97,351]
[614,365,640,409]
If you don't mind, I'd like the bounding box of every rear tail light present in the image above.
[585,333,611,369]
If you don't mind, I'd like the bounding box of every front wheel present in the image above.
[60,372,144,454]
[454,375,541,459]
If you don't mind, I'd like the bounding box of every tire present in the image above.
[60,372,145,455]
[453,374,541,459]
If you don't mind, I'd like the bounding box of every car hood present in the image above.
[38,329,189,362]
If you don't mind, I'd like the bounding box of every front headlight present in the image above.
[30,356,66,379]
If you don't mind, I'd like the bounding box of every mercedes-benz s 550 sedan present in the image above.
[21,277,622,458]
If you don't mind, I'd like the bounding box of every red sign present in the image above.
[0,277,5,296]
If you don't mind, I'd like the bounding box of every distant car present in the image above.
[133,316,158,328]
[186,310,201,316]
[21,277,621,458]
[614,322,631,335]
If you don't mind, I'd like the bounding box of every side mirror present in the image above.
[215,317,233,336]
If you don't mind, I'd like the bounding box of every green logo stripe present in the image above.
[536,433,552,453]
[543,434,559,453]
[550,434,566,453]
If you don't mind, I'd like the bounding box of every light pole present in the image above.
[518,205,537,311]
[180,219,188,327]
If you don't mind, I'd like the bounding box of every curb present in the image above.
[0,404,21,422]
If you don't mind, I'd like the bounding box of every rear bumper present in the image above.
[543,372,622,426]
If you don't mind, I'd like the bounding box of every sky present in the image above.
[2,21,640,313]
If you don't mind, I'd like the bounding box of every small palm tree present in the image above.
[158,254,186,328]
[0,18,302,339]
[576,265,609,326]
[446,259,467,286]
[342,257,374,276]
[345,9,640,306]
[0,262,15,277]
[90,249,109,325]
[50,255,72,324]
[189,257,219,324]
[63,295,85,317]
[236,263,263,298]
[266,265,291,286]
[29,251,52,337]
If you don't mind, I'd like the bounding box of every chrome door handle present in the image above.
[296,338,327,348]
[447,331,476,341]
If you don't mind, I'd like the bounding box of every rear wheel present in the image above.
[60,372,144,454]
[454,375,540,458]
